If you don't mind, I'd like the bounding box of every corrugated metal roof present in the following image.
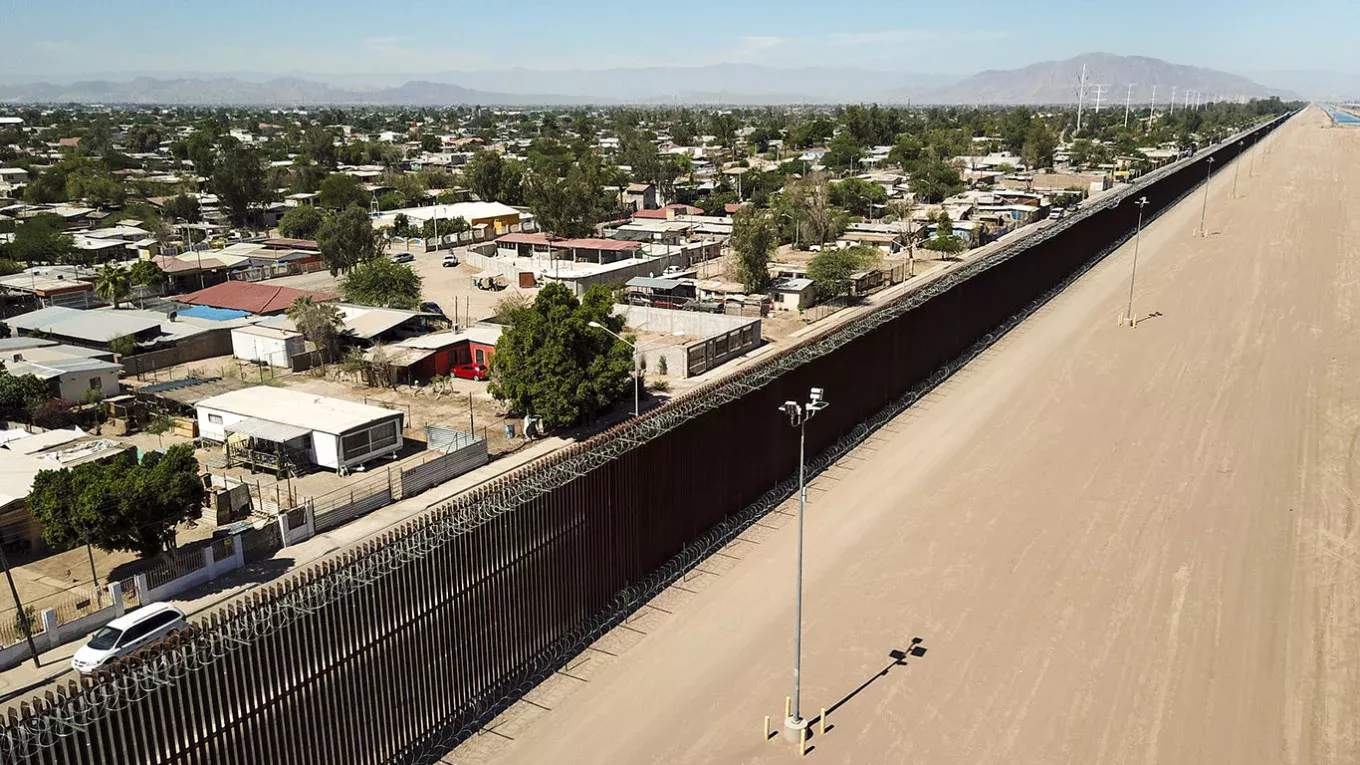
[626,277,683,290]
[177,281,338,314]
[197,386,402,435]
[225,417,312,443]
[7,306,161,342]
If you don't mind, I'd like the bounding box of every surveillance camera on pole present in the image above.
[778,387,830,741]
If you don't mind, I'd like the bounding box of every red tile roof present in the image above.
[495,233,643,252]
[177,281,339,314]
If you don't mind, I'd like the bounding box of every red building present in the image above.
[374,326,502,383]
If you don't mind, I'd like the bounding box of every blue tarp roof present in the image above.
[177,305,251,321]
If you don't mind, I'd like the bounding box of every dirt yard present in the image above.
[447,106,1360,765]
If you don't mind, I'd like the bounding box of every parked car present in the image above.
[419,301,446,317]
[453,363,488,381]
[441,254,460,267]
[71,603,188,674]
[391,252,415,263]
[1048,209,1064,220]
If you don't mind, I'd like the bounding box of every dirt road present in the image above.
[457,106,1360,764]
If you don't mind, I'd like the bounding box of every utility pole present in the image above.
[1232,141,1243,197]
[1076,64,1089,134]
[1124,196,1149,327]
[1092,84,1109,114]
[1148,85,1157,128]
[1198,157,1215,237]
[0,544,39,669]
[1124,84,1133,129]
[1170,86,1177,116]
[778,388,830,743]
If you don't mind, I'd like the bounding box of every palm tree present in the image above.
[287,295,344,362]
[94,265,131,309]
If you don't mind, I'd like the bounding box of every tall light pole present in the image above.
[587,322,682,417]
[1231,141,1243,198]
[1124,196,1149,327]
[778,388,829,742]
[1198,157,1215,237]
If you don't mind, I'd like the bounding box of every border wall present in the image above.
[0,113,1292,765]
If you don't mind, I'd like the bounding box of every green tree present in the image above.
[127,259,167,287]
[9,214,75,263]
[318,172,369,210]
[23,165,70,203]
[316,205,382,275]
[1020,120,1057,170]
[340,257,422,309]
[823,132,863,172]
[807,245,880,299]
[109,335,138,356]
[162,193,202,223]
[827,177,887,218]
[64,167,124,207]
[911,156,964,203]
[924,212,966,255]
[286,296,344,361]
[0,365,53,421]
[302,126,339,169]
[466,149,525,205]
[94,265,131,308]
[125,123,163,153]
[28,445,205,558]
[419,133,442,153]
[731,206,776,293]
[524,161,615,240]
[212,140,268,226]
[277,205,326,239]
[487,283,633,429]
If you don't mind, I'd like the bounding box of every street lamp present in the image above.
[779,211,799,249]
[1198,157,1215,237]
[1124,196,1149,327]
[778,387,829,741]
[587,322,683,417]
[1232,141,1243,198]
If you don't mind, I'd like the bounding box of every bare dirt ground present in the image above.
[449,106,1360,765]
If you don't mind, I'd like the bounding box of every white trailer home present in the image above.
[196,386,403,472]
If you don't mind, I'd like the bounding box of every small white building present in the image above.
[196,387,404,472]
[0,338,121,401]
[768,277,816,312]
[230,325,305,368]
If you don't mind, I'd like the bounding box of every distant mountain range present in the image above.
[0,54,1301,106]
[912,53,1299,105]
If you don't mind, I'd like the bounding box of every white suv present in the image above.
[71,603,188,674]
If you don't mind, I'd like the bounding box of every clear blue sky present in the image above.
[2,0,1353,77]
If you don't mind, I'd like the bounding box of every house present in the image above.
[0,429,134,553]
[768,278,816,312]
[256,303,437,346]
[367,325,503,384]
[8,305,163,348]
[624,183,659,211]
[0,268,95,308]
[177,281,339,315]
[0,338,121,401]
[196,386,404,473]
[494,233,644,264]
[623,277,698,309]
[230,325,306,367]
[835,230,903,254]
[632,203,702,220]
[371,201,521,234]
[0,168,28,189]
